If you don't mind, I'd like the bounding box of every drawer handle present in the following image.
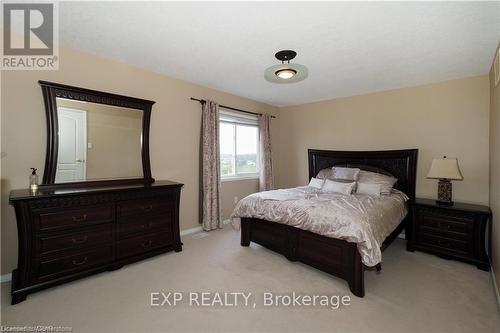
[72,214,87,222]
[71,235,88,244]
[141,205,153,212]
[72,257,88,266]
[437,240,450,247]
[438,222,451,230]
[142,223,153,229]
[141,240,153,248]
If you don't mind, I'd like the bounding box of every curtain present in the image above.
[201,100,222,231]
[259,114,274,191]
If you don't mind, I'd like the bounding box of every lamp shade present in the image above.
[427,157,463,180]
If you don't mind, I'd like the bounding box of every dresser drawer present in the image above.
[117,215,172,240]
[417,232,471,255]
[36,205,114,231]
[36,224,113,256]
[117,232,173,259]
[33,246,113,283]
[118,196,173,219]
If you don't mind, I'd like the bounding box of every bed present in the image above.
[234,149,418,297]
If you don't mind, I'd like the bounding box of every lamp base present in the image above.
[436,179,453,205]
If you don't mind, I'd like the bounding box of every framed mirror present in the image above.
[39,81,155,187]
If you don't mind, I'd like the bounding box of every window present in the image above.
[219,109,259,179]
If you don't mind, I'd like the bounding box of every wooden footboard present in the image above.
[241,217,365,297]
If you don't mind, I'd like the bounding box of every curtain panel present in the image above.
[201,100,223,230]
[259,114,274,191]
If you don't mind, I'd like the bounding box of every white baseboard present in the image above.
[180,226,203,236]
[1,273,11,283]
[491,264,500,313]
[180,220,232,236]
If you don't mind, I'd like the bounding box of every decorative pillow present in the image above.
[316,168,353,183]
[357,170,397,194]
[308,177,324,189]
[322,179,355,195]
[316,168,335,180]
[331,167,360,181]
[356,182,383,196]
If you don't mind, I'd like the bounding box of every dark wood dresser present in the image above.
[407,198,491,271]
[9,180,183,304]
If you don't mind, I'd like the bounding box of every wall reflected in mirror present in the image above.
[55,98,143,183]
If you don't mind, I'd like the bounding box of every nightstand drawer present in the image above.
[419,214,471,235]
[418,233,471,254]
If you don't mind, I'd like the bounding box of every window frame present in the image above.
[219,110,260,181]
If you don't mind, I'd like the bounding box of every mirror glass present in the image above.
[55,97,143,183]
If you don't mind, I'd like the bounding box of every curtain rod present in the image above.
[190,97,276,118]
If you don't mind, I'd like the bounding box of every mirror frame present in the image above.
[39,80,155,187]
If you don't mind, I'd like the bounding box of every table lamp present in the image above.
[426,156,463,205]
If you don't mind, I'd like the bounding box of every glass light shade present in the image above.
[275,68,297,80]
[427,157,463,180]
[264,63,308,84]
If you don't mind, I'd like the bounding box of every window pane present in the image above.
[220,123,235,176]
[236,125,258,174]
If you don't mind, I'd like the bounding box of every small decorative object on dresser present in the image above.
[426,156,463,205]
[407,198,491,271]
[29,168,39,191]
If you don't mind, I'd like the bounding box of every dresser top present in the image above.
[413,198,491,215]
[9,180,183,202]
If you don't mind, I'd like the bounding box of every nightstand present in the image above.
[407,198,491,271]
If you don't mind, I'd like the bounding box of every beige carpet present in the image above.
[1,226,499,333]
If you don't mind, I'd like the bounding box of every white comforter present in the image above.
[231,187,408,266]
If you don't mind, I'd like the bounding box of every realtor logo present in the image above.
[2,2,59,70]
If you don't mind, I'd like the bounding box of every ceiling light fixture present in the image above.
[275,68,297,80]
[264,50,308,84]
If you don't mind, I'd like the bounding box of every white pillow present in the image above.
[357,170,397,194]
[331,167,360,181]
[356,182,383,196]
[308,177,324,189]
[322,179,355,195]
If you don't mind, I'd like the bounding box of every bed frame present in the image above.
[240,149,418,297]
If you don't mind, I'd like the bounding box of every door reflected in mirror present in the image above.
[55,98,143,183]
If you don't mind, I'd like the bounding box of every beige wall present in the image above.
[0,47,278,275]
[489,51,500,291]
[221,179,259,221]
[277,76,490,205]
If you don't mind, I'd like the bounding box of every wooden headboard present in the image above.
[308,149,418,200]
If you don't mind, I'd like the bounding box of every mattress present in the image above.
[231,186,408,266]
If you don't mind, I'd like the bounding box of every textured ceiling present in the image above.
[59,1,500,107]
